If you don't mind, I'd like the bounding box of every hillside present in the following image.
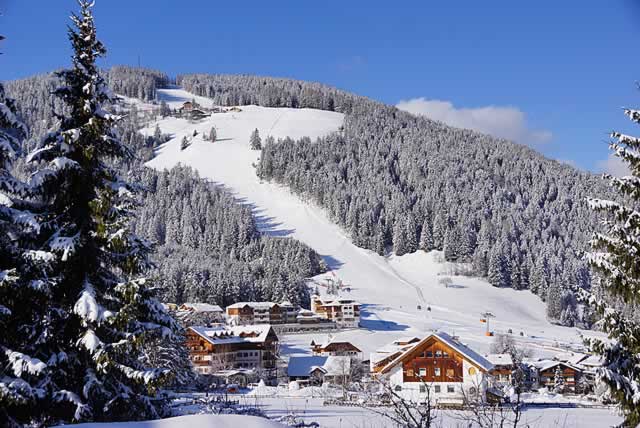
[140,86,605,358]
[5,68,611,354]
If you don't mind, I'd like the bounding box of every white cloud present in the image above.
[558,159,578,168]
[396,97,552,147]
[596,153,631,177]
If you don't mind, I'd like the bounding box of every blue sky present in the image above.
[2,1,640,173]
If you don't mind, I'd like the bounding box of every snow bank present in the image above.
[60,414,284,428]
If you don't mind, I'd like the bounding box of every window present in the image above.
[426,351,433,358]
[442,351,449,358]
[435,351,442,358]
[434,368,441,376]
[419,385,426,393]
[394,385,402,392]
[420,352,426,358]
[447,385,455,393]
[446,369,454,378]
[468,367,477,375]
[419,368,427,377]
[434,385,441,393]
[407,369,414,377]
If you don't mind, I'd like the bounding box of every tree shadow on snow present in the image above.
[318,254,344,270]
[279,342,310,356]
[239,202,296,237]
[359,304,410,332]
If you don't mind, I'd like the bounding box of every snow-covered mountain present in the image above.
[138,87,602,358]
[5,70,606,357]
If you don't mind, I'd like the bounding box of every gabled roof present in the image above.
[376,332,494,375]
[554,351,589,366]
[485,353,514,366]
[180,302,223,313]
[316,340,362,353]
[189,324,273,345]
[534,360,583,373]
[226,301,278,310]
[287,356,351,377]
[579,355,604,368]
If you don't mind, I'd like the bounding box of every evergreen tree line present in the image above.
[107,65,170,101]
[5,71,324,311]
[131,165,325,307]
[177,73,359,112]
[1,3,190,424]
[254,102,615,328]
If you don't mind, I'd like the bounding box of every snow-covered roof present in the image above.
[287,356,351,378]
[376,332,494,375]
[312,296,359,306]
[533,359,583,373]
[226,301,277,310]
[180,302,223,313]
[189,324,273,345]
[297,309,322,318]
[393,337,421,346]
[315,339,362,353]
[554,351,588,366]
[579,355,604,368]
[485,353,514,366]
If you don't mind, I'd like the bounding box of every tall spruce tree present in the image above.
[0,47,41,426]
[249,128,262,150]
[584,106,640,426]
[4,1,177,424]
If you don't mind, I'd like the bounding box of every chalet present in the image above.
[485,353,515,387]
[310,295,360,328]
[534,360,583,393]
[311,339,363,359]
[188,108,209,120]
[173,302,224,326]
[287,356,351,385]
[296,308,328,324]
[227,106,243,112]
[180,101,194,112]
[370,337,421,373]
[185,324,279,377]
[372,332,494,404]
[226,301,299,325]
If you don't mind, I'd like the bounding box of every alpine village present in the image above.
[1,1,639,428]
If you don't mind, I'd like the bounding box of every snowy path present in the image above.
[143,88,599,357]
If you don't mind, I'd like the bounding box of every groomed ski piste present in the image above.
[130,87,620,427]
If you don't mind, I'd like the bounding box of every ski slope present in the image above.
[142,88,600,359]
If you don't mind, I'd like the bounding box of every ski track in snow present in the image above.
[141,88,601,359]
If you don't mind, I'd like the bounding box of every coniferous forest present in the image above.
[7,69,617,329]
[2,1,640,425]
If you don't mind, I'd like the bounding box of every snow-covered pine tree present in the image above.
[209,126,217,143]
[584,105,640,426]
[553,365,565,393]
[18,1,178,423]
[153,124,162,141]
[0,59,44,427]
[250,128,262,150]
[180,135,189,150]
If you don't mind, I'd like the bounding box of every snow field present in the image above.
[142,88,601,362]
